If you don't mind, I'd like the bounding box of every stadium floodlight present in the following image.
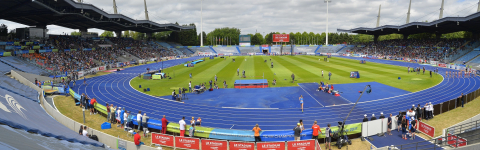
[324,0,331,45]
[200,0,203,46]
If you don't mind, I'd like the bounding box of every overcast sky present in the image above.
[1,0,479,36]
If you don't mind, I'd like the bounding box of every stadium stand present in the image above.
[238,47,259,53]
[0,88,103,147]
[454,51,480,64]
[0,57,50,76]
[0,125,105,150]
[213,47,237,54]
[190,47,215,53]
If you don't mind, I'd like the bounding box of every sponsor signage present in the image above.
[438,63,447,67]
[287,140,315,150]
[448,133,467,147]
[98,66,106,71]
[418,121,435,138]
[273,34,290,42]
[175,136,200,150]
[151,133,174,147]
[229,141,255,150]
[201,139,228,150]
[256,142,285,150]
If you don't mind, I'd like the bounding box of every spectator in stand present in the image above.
[387,114,393,135]
[142,113,149,137]
[110,104,116,124]
[79,125,83,135]
[379,112,385,119]
[189,124,195,137]
[89,98,97,115]
[137,111,142,132]
[293,123,302,141]
[162,115,168,134]
[134,133,144,146]
[312,121,322,141]
[396,111,403,132]
[253,124,262,142]
[325,124,332,150]
[179,116,186,137]
[371,114,377,121]
[106,103,110,122]
[82,126,88,137]
[196,117,202,126]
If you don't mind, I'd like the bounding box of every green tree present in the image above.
[123,31,131,38]
[100,31,114,37]
[378,34,403,41]
[408,32,434,39]
[71,31,81,36]
[0,24,7,36]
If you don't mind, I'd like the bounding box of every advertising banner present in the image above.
[273,34,290,42]
[260,123,361,141]
[117,139,127,150]
[287,140,316,150]
[98,66,106,71]
[201,139,228,150]
[438,63,447,67]
[229,141,255,150]
[175,136,200,150]
[256,141,285,150]
[209,128,255,141]
[151,133,174,147]
[77,71,84,77]
[418,121,435,138]
[447,133,467,147]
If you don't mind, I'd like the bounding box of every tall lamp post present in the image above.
[325,0,331,45]
[200,0,203,46]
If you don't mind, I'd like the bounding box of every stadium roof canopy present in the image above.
[337,11,480,36]
[0,0,194,33]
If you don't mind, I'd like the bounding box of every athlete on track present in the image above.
[299,95,304,113]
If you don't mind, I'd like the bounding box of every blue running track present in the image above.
[72,56,480,130]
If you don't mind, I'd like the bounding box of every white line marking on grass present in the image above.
[221,107,279,110]
[297,83,325,107]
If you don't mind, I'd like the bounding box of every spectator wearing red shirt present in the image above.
[134,133,144,146]
[161,115,168,134]
[89,98,97,115]
[312,121,322,141]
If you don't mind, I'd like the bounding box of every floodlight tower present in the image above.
[477,0,480,12]
[325,0,331,45]
[439,0,444,19]
[200,0,204,46]
[112,0,118,14]
[376,5,381,27]
[144,0,149,20]
[406,0,412,23]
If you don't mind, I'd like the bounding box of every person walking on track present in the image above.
[299,95,304,113]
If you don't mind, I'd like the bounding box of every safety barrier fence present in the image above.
[387,132,480,150]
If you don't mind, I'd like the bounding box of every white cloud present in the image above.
[1,0,478,37]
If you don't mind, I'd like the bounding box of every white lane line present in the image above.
[230,125,235,129]
[221,107,279,110]
[297,83,325,107]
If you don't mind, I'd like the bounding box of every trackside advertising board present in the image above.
[448,133,467,147]
[256,141,285,150]
[287,140,316,150]
[229,141,255,150]
[151,133,174,147]
[175,136,200,150]
[418,121,435,138]
[201,139,228,150]
[273,34,290,42]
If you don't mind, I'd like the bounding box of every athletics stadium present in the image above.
[1,0,480,150]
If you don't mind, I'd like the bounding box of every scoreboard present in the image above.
[239,35,251,46]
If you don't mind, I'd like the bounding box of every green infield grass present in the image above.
[130,55,442,96]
